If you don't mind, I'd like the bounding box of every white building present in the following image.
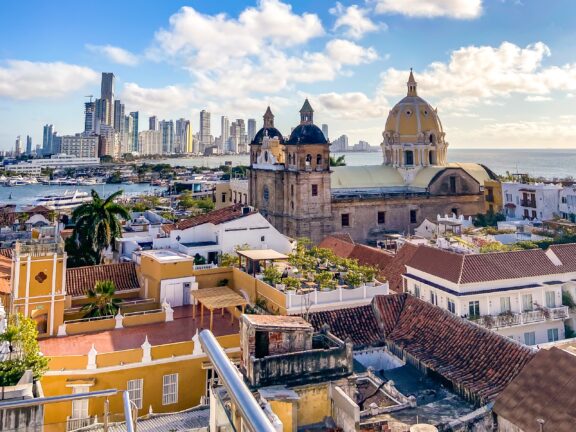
[139,130,162,156]
[403,244,575,345]
[5,154,100,174]
[502,182,562,221]
[560,186,576,223]
[60,134,99,158]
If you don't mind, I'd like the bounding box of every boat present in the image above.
[6,178,28,186]
[34,190,92,210]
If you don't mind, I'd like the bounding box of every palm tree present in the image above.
[329,155,346,166]
[81,281,122,318]
[70,189,130,264]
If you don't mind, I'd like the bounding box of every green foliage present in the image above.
[479,242,513,253]
[329,155,346,166]
[0,314,49,386]
[67,189,130,267]
[220,253,237,268]
[263,266,282,286]
[194,253,207,265]
[81,281,122,318]
[107,171,122,184]
[178,192,215,213]
[565,324,576,339]
[315,271,336,290]
[217,279,229,287]
[100,155,114,163]
[344,270,364,288]
[284,276,301,290]
[474,209,506,227]
[563,291,576,310]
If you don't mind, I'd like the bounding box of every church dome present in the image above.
[251,127,285,145]
[384,70,444,144]
[287,124,327,145]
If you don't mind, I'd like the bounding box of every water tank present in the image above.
[410,425,438,432]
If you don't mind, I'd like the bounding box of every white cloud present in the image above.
[330,2,382,39]
[86,44,139,66]
[326,39,378,64]
[315,91,389,119]
[379,42,576,103]
[151,0,324,68]
[525,95,552,102]
[121,83,194,115]
[373,0,483,19]
[0,60,98,100]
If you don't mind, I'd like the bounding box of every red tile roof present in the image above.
[308,294,535,405]
[163,204,256,233]
[380,243,419,292]
[66,262,140,297]
[318,235,355,258]
[406,244,576,284]
[0,254,11,294]
[494,347,576,432]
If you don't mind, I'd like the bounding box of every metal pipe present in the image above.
[123,390,135,432]
[199,329,276,432]
[0,389,117,410]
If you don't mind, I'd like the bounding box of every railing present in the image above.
[193,263,217,270]
[64,315,114,324]
[123,308,163,317]
[65,298,156,314]
[471,306,569,329]
[520,199,537,208]
[66,416,96,431]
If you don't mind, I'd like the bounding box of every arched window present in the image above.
[305,154,312,166]
[264,151,268,162]
[291,184,294,197]
[429,133,435,144]
[429,150,435,165]
[291,201,294,210]
[316,154,322,166]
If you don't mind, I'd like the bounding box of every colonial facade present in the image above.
[249,73,496,243]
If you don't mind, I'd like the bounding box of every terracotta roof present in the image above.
[318,235,355,258]
[0,248,12,258]
[493,347,576,431]
[0,254,11,294]
[66,262,140,297]
[243,315,312,330]
[163,204,256,233]
[406,244,576,284]
[373,294,535,404]
[380,243,419,292]
[306,305,383,349]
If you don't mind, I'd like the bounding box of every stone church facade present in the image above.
[249,74,496,244]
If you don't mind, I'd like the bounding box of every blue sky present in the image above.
[1,0,576,150]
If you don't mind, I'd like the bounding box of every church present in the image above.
[248,72,496,244]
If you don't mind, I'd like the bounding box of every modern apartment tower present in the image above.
[84,101,96,133]
[14,136,22,156]
[26,135,32,155]
[220,116,229,154]
[247,118,257,143]
[160,120,174,154]
[129,112,139,152]
[42,124,54,155]
[99,72,115,126]
[199,110,211,152]
[149,116,158,131]
[321,124,329,140]
[113,100,125,134]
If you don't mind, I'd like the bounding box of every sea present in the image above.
[1,149,575,206]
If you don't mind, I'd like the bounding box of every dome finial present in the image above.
[407,68,417,96]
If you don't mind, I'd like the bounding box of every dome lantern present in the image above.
[407,68,417,97]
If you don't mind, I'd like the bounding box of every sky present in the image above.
[1,0,576,151]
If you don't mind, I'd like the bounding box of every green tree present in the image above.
[67,189,130,265]
[81,281,123,318]
[329,155,346,166]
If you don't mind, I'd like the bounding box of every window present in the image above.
[377,211,386,224]
[545,291,556,308]
[468,301,480,317]
[449,176,457,194]
[547,328,559,342]
[522,294,533,312]
[262,185,269,202]
[71,386,90,420]
[305,154,312,166]
[451,208,458,217]
[447,299,456,314]
[127,379,143,409]
[221,192,226,203]
[532,210,537,219]
[562,196,567,204]
[524,331,536,345]
[162,374,178,405]
[506,193,513,202]
[410,210,417,224]
[414,285,421,298]
[291,184,294,197]
[311,184,318,196]
[500,297,511,313]
[341,213,350,227]
[260,236,265,242]
[404,150,414,165]
[430,291,438,306]
[316,154,322,166]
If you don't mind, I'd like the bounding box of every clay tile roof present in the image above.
[373,294,535,403]
[306,305,383,349]
[0,248,13,259]
[163,204,255,233]
[66,262,140,297]
[348,244,394,273]
[0,254,11,294]
[380,242,419,292]
[243,315,312,330]
[318,234,355,258]
[493,347,576,431]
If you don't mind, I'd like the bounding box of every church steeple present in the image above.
[299,98,314,125]
[263,106,274,128]
[407,68,417,97]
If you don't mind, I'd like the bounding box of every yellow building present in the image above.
[484,179,503,213]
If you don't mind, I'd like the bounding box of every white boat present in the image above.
[34,190,92,209]
[6,178,28,186]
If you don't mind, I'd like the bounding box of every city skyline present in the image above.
[1,0,576,150]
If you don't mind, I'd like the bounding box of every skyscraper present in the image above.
[160,120,174,154]
[129,112,139,152]
[149,116,158,131]
[321,124,329,140]
[199,110,211,152]
[42,124,54,155]
[26,135,32,155]
[84,101,96,134]
[14,136,22,156]
[235,119,246,153]
[100,72,115,126]
[247,118,257,143]
[220,116,229,153]
[113,100,125,134]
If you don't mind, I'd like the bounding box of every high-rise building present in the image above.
[98,124,119,157]
[160,120,174,155]
[185,121,193,153]
[220,116,229,154]
[321,124,329,140]
[247,118,257,143]
[113,100,125,134]
[229,120,243,154]
[139,130,162,155]
[84,101,96,134]
[26,135,32,155]
[52,132,62,155]
[42,124,54,155]
[199,110,211,152]
[129,112,139,152]
[235,119,247,153]
[60,134,99,158]
[100,72,115,126]
[149,116,158,131]
[331,134,348,152]
[14,136,22,156]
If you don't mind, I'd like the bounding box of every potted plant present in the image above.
[315,271,335,291]
[344,270,363,289]
[263,266,282,286]
[284,276,301,292]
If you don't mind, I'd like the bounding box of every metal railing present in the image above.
[64,314,114,324]
[66,415,96,431]
[520,199,537,208]
[123,308,163,317]
[471,306,569,329]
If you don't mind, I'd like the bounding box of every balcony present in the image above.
[470,305,569,329]
[66,416,96,431]
[520,199,537,208]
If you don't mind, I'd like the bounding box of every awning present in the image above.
[237,249,289,261]
[191,286,248,331]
